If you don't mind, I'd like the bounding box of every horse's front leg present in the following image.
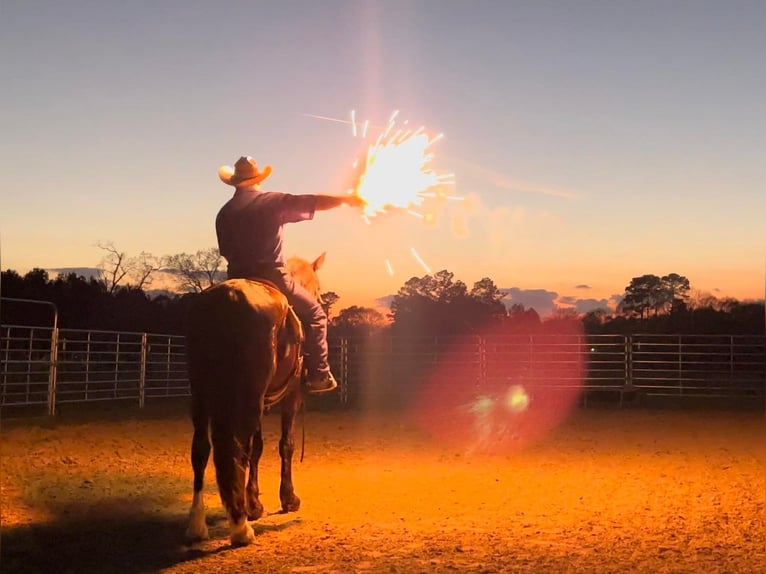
[279,389,302,512]
[245,423,265,521]
[185,394,210,541]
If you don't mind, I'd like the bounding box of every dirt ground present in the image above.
[1,401,764,574]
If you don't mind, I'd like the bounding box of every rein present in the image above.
[299,398,306,462]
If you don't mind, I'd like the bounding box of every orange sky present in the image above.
[1,3,764,315]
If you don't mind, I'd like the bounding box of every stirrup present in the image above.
[304,371,338,394]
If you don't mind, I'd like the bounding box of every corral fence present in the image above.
[2,321,764,415]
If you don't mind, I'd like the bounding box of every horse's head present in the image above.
[285,252,326,302]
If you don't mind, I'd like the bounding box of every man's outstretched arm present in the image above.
[314,194,366,211]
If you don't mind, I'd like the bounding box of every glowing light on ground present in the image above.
[411,320,585,454]
[505,385,530,413]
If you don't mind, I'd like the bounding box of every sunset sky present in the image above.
[1,1,764,315]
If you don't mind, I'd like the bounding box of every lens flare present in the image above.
[505,385,530,413]
[411,320,586,455]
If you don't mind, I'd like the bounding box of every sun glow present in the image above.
[348,110,457,220]
[307,109,459,276]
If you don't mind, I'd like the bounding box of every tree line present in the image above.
[2,250,762,337]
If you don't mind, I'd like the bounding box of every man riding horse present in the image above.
[216,156,366,393]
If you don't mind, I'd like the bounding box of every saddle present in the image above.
[246,278,306,408]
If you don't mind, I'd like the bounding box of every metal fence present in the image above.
[1,324,764,415]
[1,325,189,413]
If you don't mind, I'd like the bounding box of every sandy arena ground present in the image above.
[1,401,764,573]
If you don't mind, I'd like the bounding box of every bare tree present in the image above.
[97,242,131,294]
[96,242,162,293]
[130,251,163,290]
[165,247,224,293]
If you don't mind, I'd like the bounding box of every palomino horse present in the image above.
[184,253,326,546]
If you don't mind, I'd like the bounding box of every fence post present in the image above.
[678,335,683,395]
[139,333,148,408]
[48,324,59,416]
[340,337,349,406]
[625,335,633,393]
[478,335,487,388]
[729,335,734,385]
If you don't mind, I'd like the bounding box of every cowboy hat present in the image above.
[218,156,273,187]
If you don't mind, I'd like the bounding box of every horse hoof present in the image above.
[282,495,301,513]
[230,522,256,547]
[186,504,210,541]
[185,524,210,542]
[247,504,265,521]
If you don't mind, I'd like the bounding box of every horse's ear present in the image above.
[312,252,326,271]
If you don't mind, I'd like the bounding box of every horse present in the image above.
[184,253,326,546]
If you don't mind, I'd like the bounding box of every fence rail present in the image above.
[1,324,764,414]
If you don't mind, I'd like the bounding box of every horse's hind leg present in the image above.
[212,421,256,546]
[279,390,303,513]
[185,393,210,541]
[245,423,265,521]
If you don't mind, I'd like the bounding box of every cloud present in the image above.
[452,158,582,200]
[374,294,395,308]
[455,192,562,248]
[503,287,559,316]
[572,298,612,314]
[47,267,100,279]
[574,284,591,290]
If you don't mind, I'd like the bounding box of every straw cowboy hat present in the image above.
[218,156,273,187]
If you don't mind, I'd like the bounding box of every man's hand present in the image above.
[344,194,367,209]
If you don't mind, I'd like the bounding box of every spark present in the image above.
[302,113,353,126]
[305,110,460,278]
[410,247,431,273]
[352,111,454,219]
[427,133,444,148]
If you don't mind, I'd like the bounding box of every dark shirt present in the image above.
[216,189,316,277]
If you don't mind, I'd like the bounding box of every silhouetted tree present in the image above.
[469,277,507,320]
[618,273,690,318]
[618,274,661,318]
[96,241,161,293]
[660,273,691,314]
[391,270,511,334]
[582,308,610,332]
[165,247,224,293]
[320,291,340,318]
[501,303,542,333]
[333,305,387,333]
[1,269,24,297]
